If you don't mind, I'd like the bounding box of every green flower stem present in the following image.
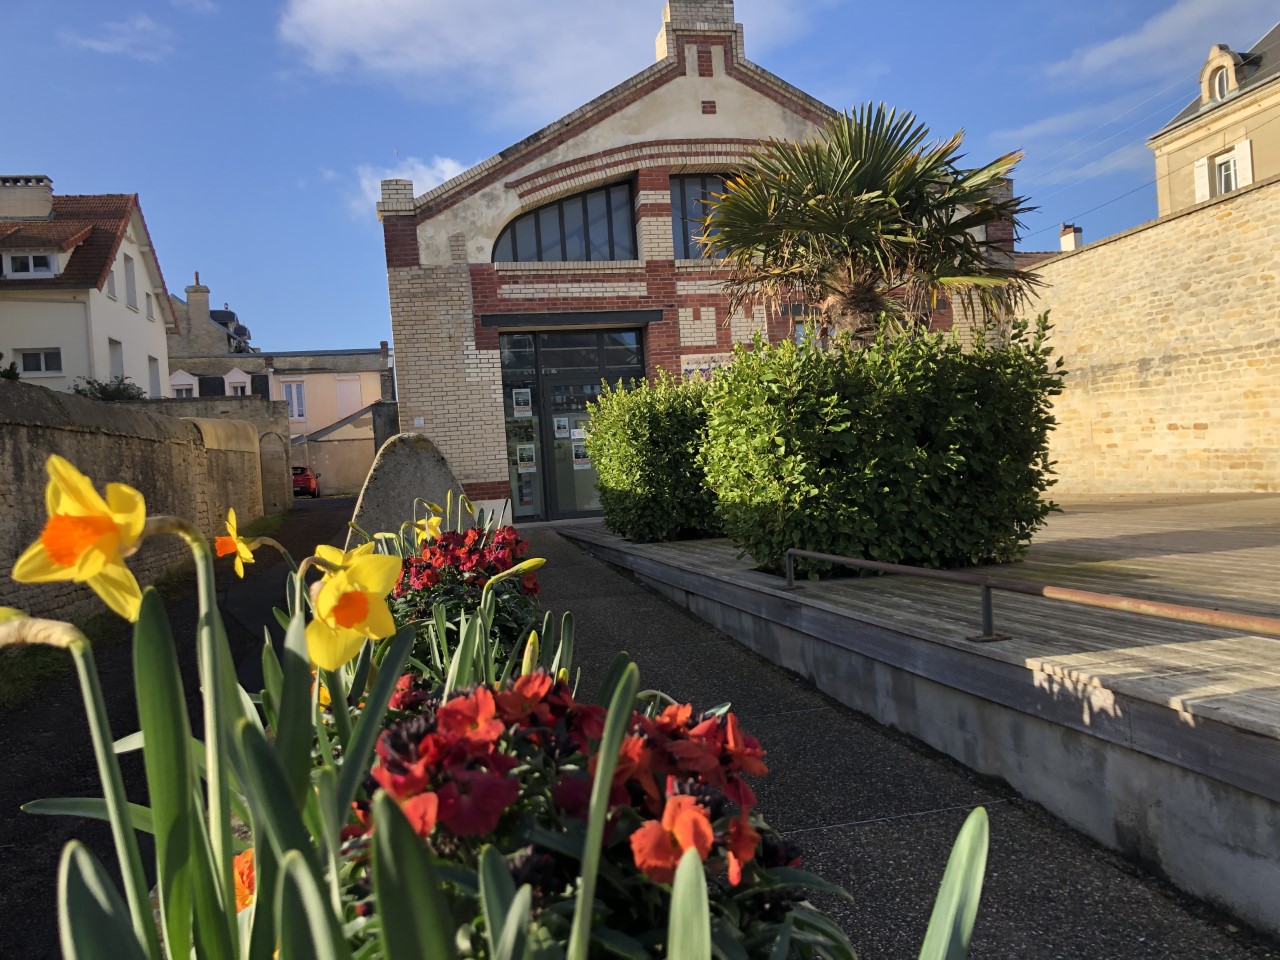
[247,536,297,574]
[321,668,353,752]
[141,516,240,934]
[0,619,162,957]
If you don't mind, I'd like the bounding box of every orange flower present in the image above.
[726,817,761,886]
[402,792,439,837]
[437,687,504,747]
[630,795,714,884]
[723,713,768,777]
[234,849,255,912]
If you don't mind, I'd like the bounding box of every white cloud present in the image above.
[1030,142,1151,190]
[278,0,830,125]
[171,0,217,13]
[61,14,176,62]
[1048,0,1279,81]
[350,156,468,219]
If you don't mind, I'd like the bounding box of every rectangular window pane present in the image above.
[146,293,153,318]
[124,254,137,308]
[32,254,51,272]
[562,199,586,261]
[537,207,563,261]
[514,217,537,262]
[610,186,635,260]
[106,270,116,297]
[12,255,30,273]
[671,178,691,259]
[586,190,610,260]
[44,350,62,372]
[21,352,41,372]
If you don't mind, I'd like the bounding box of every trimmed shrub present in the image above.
[700,316,1065,574]
[587,371,721,542]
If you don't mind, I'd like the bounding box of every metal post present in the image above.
[785,551,795,590]
[968,584,1008,643]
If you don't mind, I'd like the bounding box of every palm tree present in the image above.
[702,103,1040,340]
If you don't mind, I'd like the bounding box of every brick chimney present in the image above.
[1060,223,1083,252]
[185,271,211,330]
[657,0,738,61]
[0,175,54,220]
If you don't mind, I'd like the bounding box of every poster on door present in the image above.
[517,444,537,474]
[572,441,591,470]
[553,416,570,439]
[512,388,532,419]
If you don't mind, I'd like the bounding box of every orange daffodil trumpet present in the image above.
[13,455,146,621]
[305,549,401,671]
[214,508,255,578]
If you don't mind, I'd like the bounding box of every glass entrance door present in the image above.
[500,329,644,521]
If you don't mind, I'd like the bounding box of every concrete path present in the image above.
[522,528,1278,960]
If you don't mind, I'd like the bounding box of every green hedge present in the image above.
[699,317,1065,574]
[586,371,721,543]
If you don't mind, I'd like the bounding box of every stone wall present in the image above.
[1026,173,1280,495]
[120,395,293,514]
[0,381,263,622]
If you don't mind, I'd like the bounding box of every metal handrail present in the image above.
[783,548,1280,642]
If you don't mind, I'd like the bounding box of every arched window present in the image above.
[1211,66,1229,101]
[493,182,636,263]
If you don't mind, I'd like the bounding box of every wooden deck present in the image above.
[567,495,1280,741]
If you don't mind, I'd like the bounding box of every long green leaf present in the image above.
[262,634,284,725]
[372,792,458,960]
[495,885,533,960]
[479,845,517,959]
[23,798,155,835]
[567,661,639,960]
[336,626,415,819]
[57,842,149,960]
[275,591,316,810]
[232,718,319,873]
[247,831,280,960]
[134,588,198,957]
[669,848,711,960]
[593,652,633,707]
[918,807,989,960]
[275,849,353,960]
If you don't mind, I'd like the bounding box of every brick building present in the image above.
[379,0,1008,520]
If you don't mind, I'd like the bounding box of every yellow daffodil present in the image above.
[12,455,145,622]
[214,508,255,578]
[314,541,377,577]
[305,554,401,671]
[0,607,25,624]
[413,515,443,545]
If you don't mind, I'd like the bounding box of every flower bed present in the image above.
[1,456,990,960]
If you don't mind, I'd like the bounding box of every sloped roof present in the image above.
[1155,22,1280,136]
[0,194,136,290]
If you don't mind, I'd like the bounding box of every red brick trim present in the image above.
[464,481,511,501]
[697,45,714,77]
[382,215,419,269]
[701,101,718,115]
[508,139,763,193]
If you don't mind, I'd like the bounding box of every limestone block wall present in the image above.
[0,381,265,623]
[1026,174,1280,495]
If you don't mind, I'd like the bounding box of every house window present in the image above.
[175,387,194,399]
[148,356,161,398]
[282,381,306,419]
[109,338,124,379]
[123,254,137,309]
[671,175,727,260]
[1216,154,1238,195]
[106,268,117,299]
[492,182,636,263]
[6,253,55,276]
[18,349,63,375]
[1211,66,1229,101]
[231,384,247,396]
[146,292,154,319]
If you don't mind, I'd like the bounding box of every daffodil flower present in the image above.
[214,509,255,578]
[314,541,377,576]
[12,455,145,622]
[413,515,443,545]
[305,553,401,671]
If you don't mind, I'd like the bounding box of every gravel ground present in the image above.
[524,527,1280,960]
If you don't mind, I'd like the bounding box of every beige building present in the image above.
[1150,23,1280,215]
[0,176,177,396]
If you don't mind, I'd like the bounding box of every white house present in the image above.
[0,175,177,396]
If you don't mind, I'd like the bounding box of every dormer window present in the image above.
[4,253,55,276]
[1211,66,1229,101]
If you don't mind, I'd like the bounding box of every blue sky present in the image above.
[4,0,1277,351]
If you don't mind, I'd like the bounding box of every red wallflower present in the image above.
[402,792,439,837]
[495,671,553,725]
[629,795,714,884]
[726,816,761,886]
[437,688,505,747]
[437,768,521,836]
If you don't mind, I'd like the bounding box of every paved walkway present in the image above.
[522,528,1278,960]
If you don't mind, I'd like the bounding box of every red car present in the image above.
[292,466,319,498]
